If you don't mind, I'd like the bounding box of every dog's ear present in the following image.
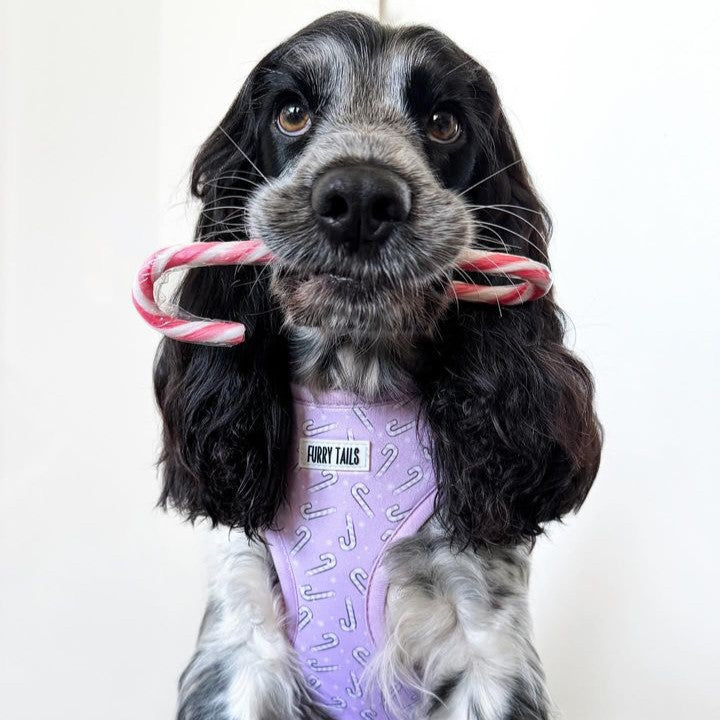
[421,68,603,549]
[153,68,292,537]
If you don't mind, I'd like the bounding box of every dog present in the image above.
[153,11,602,720]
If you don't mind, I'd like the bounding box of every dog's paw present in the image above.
[373,531,550,720]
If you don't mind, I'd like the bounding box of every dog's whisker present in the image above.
[468,221,512,253]
[439,57,474,81]
[473,219,550,260]
[458,159,522,197]
[468,205,548,242]
[218,125,269,183]
[200,205,252,215]
[205,176,258,185]
[466,202,547,217]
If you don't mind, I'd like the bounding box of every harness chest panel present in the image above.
[265,386,437,719]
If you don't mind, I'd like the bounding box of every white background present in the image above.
[1,1,718,718]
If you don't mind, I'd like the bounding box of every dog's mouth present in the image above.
[272,263,444,292]
[270,266,450,337]
[295,271,364,288]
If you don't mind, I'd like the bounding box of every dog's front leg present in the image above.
[377,519,552,720]
[177,531,328,720]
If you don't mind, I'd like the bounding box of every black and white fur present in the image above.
[155,12,602,720]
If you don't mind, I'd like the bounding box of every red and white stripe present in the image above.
[132,240,552,346]
[452,247,553,305]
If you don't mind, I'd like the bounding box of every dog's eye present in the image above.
[277,102,311,136]
[427,110,461,144]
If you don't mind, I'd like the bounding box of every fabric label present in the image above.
[298,438,371,472]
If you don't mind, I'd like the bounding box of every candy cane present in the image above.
[298,606,313,630]
[133,240,552,346]
[351,483,374,518]
[340,597,357,631]
[131,240,272,346]
[311,632,340,652]
[347,671,363,698]
[300,584,336,601]
[339,514,357,551]
[300,502,336,521]
[385,504,410,523]
[306,553,337,576]
[349,568,368,595]
[394,466,424,495]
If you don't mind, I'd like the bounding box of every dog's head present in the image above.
[155,12,602,548]
[245,23,477,347]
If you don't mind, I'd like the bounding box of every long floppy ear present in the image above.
[421,67,603,549]
[153,69,292,538]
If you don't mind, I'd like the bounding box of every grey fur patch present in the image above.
[177,649,232,720]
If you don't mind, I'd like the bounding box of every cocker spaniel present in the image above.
[153,11,602,720]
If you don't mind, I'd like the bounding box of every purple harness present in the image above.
[265,386,437,719]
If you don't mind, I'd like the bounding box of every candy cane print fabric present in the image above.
[264,386,437,719]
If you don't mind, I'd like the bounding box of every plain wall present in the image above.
[1,1,718,718]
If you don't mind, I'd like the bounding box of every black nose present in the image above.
[311,165,411,251]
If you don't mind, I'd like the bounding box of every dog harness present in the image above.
[265,385,438,719]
